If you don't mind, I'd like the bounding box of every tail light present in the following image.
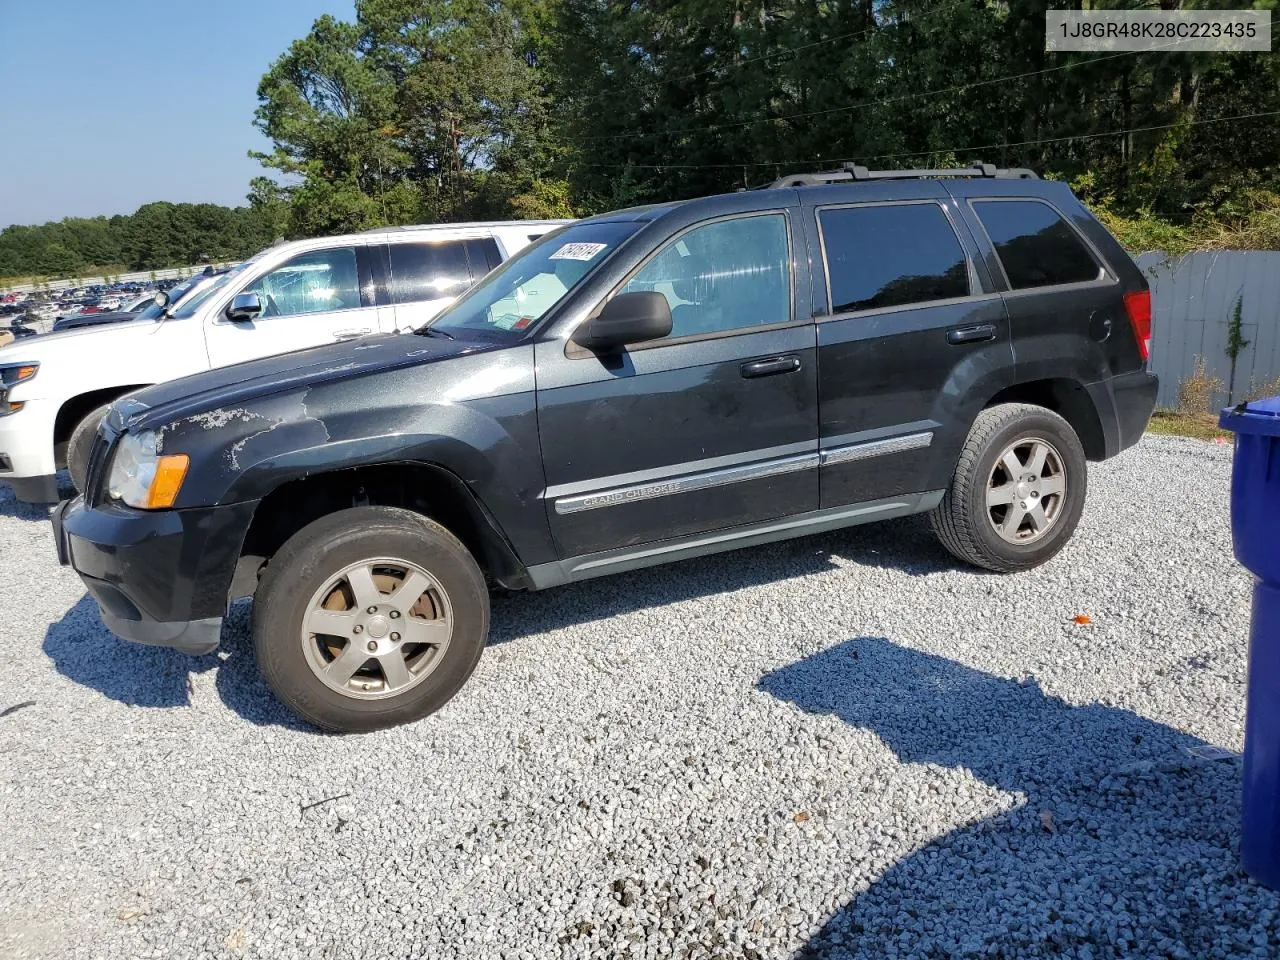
[1122,290,1152,361]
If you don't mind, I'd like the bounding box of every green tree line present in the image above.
[6,0,1278,280]
[0,202,280,281]
[250,0,1280,250]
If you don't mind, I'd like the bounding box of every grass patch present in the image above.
[1146,410,1231,442]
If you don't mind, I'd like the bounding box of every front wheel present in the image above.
[252,506,489,732]
[67,403,112,493]
[929,403,1087,573]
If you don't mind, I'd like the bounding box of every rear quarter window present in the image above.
[819,202,970,314]
[973,199,1103,289]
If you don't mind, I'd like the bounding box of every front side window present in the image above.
[820,203,969,314]
[429,221,640,342]
[242,247,361,318]
[973,200,1102,289]
[619,213,791,339]
[388,241,471,305]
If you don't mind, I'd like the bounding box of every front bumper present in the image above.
[53,495,258,656]
[0,396,60,503]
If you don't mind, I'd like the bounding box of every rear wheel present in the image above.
[929,403,1087,573]
[66,403,112,493]
[252,506,489,732]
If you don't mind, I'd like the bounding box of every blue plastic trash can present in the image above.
[1220,396,1280,889]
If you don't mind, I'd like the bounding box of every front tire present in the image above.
[929,403,1087,573]
[252,506,489,732]
[67,403,112,493]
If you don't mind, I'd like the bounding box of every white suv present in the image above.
[0,220,569,502]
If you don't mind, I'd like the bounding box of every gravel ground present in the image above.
[1,433,1276,960]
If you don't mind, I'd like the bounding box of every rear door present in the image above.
[535,210,820,558]
[204,242,379,368]
[953,187,1131,383]
[386,237,476,332]
[802,183,1015,508]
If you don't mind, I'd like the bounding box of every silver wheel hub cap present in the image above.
[986,436,1067,545]
[300,558,454,701]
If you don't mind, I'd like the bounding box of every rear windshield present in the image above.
[427,221,642,342]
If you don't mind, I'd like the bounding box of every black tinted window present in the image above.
[465,237,502,273]
[820,204,969,314]
[388,241,471,305]
[974,200,1101,289]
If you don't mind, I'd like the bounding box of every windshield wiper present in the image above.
[416,326,455,339]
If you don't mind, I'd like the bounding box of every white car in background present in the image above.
[0,220,569,502]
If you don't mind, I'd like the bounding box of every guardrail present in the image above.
[1,263,229,295]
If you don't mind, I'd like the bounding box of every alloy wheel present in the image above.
[300,558,454,700]
[985,437,1067,545]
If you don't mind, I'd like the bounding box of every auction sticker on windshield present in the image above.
[549,242,607,261]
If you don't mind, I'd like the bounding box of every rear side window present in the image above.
[973,200,1102,289]
[819,203,969,314]
[465,238,503,273]
[388,241,471,305]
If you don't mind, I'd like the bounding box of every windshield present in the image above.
[427,221,642,341]
[169,259,258,320]
[131,277,200,322]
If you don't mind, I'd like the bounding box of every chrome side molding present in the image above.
[554,453,815,515]
[821,431,933,466]
[552,431,935,515]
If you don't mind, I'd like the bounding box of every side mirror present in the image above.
[152,290,169,308]
[226,292,263,323]
[573,291,672,352]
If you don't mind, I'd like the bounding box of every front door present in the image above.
[205,244,379,367]
[535,211,820,559]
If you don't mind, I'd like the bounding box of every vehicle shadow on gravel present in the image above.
[40,518,956,730]
[0,485,52,523]
[487,516,957,646]
[43,595,221,708]
[759,638,1279,960]
[42,596,312,730]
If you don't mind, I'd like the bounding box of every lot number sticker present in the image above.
[549,242,607,261]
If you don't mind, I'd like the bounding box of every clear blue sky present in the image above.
[0,0,353,228]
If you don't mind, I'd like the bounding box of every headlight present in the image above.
[106,430,190,509]
[0,363,37,416]
[0,363,38,386]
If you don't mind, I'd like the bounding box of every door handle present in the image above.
[741,355,802,378]
[333,327,372,341]
[947,323,997,345]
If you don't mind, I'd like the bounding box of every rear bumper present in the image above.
[1088,369,1159,458]
[54,494,258,655]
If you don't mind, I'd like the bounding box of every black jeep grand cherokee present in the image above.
[54,164,1157,732]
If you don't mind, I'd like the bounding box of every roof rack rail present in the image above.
[767,161,1038,189]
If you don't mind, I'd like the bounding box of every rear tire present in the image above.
[929,403,1087,573]
[67,403,112,493]
[252,506,489,733]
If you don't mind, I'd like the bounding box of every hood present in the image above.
[53,310,137,329]
[120,332,493,430]
[0,315,158,361]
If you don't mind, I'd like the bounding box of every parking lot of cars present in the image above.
[1,435,1277,959]
[1,277,193,339]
